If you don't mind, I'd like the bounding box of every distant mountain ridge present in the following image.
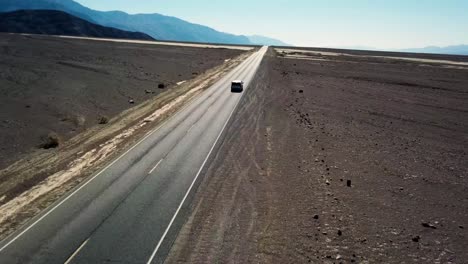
[399,45,468,56]
[330,45,468,56]
[0,10,154,40]
[247,35,290,46]
[0,0,286,45]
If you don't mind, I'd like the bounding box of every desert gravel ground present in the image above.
[0,33,244,169]
[166,48,468,263]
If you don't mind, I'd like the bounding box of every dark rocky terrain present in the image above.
[167,48,468,263]
[0,10,153,40]
[0,33,245,169]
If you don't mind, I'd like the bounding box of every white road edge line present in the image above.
[145,51,264,264]
[148,159,164,175]
[63,238,89,264]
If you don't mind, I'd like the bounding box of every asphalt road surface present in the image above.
[0,46,267,264]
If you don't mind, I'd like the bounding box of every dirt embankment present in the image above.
[0,33,245,169]
[167,48,468,263]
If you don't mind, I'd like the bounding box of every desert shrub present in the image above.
[98,116,109,124]
[40,132,61,149]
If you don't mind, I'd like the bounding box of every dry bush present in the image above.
[39,132,61,149]
[98,116,109,124]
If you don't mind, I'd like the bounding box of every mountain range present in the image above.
[330,45,468,56]
[0,10,154,40]
[399,45,468,56]
[0,0,286,45]
[0,0,465,54]
[247,35,289,46]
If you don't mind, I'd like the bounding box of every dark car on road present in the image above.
[231,80,244,93]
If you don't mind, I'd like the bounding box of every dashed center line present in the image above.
[148,159,164,174]
[64,238,89,264]
[186,124,196,134]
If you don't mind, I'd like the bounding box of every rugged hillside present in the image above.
[0,10,154,40]
[0,0,256,44]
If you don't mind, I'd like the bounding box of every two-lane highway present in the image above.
[0,46,268,264]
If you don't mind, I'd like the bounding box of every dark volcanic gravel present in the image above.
[0,33,244,169]
[166,48,468,263]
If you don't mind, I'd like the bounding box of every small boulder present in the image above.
[421,222,437,229]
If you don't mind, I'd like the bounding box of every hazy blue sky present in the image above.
[75,0,468,49]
